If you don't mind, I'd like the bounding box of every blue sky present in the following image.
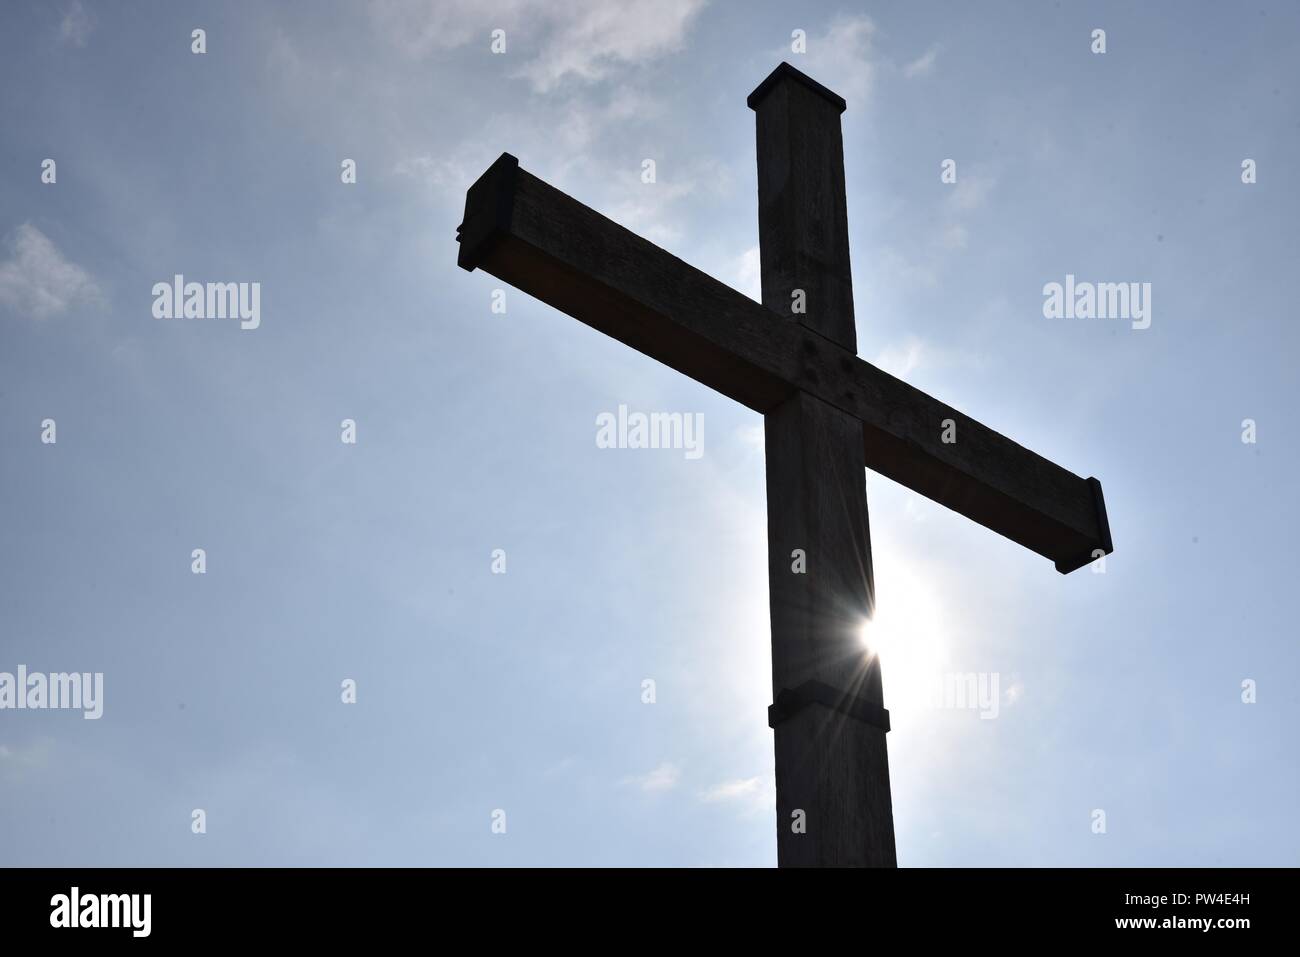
[1,0,1296,866]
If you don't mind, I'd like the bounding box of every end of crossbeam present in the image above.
[747,61,847,114]
[456,152,519,272]
[1053,477,1114,574]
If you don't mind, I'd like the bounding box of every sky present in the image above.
[1,0,1297,867]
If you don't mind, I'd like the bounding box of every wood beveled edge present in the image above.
[456,152,519,271]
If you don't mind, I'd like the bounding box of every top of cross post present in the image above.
[746,62,847,114]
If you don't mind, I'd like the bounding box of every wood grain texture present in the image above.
[765,392,895,866]
[750,67,857,349]
[455,63,1110,868]
[765,392,876,696]
[773,702,897,867]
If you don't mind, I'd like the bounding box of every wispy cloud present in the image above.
[872,334,989,381]
[0,223,101,319]
[393,83,674,209]
[393,153,479,199]
[947,170,996,213]
[370,0,526,54]
[733,245,761,302]
[781,15,876,103]
[700,776,760,801]
[873,336,927,378]
[934,168,995,251]
[0,738,54,781]
[940,223,969,250]
[602,157,726,246]
[623,761,681,792]
[371,0,705,92]
[877,247,938,288]
[903,45,939,78]
[59,2,94,48]
[699,776,774,814]
[515,0,705,92]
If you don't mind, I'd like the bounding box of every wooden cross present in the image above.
[455,62,1113,867]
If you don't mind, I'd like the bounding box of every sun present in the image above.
[857,553,951,717]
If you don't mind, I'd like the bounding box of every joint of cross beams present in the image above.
[768,680,890,733]
[455,135,1113,577]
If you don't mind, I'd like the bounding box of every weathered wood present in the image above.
[764,392,894,866]
[765,393,876,695]
[772,692,897,867]
[454,61,1113,868]
[754,63,892,866]
[749,62,857,350]
[456,156,1112,574]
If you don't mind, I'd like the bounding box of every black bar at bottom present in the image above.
[0,867,1280,943]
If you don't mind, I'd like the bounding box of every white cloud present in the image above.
[370,0,524,54]
[700,776,760,801]
[543,755,579,776]
[733,421,765,453]
[903,46,938,78]
[59,2,94,48]
[733,245,761,302]
[784,15,876,104]
[948,172,996,213]
[0,223,101,319]
[871,333,989,382]
[940,223,968,250]
[602,85,665,123]
[877,248,937,288]
[600,155,731,247]
[699,776,774,815]
[604,175,696,247]
[393,84,672,209]
[1002,675,1024,707]
[371,0,706,92]
[393,153,479,200]
[624,761,681,792]
[0,738,53,780]
[873,336,927,378]
[516,0,706,92]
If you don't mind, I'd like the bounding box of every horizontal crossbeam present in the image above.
[456,153,1112,573]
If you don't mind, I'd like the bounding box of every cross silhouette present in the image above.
[456,62,1113,866]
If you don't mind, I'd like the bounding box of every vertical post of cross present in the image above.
[750,62,897,867]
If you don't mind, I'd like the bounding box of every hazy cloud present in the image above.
[940,223,969,250]
[372,0,706,91]
[734,245,761,302]
[873,336,927,378]
[700,776,761,801]
[0,223,101,319]
[0,738,54,781]
[699,776,774,814]
[785,15,876,103]
[903,45,938,78]
[948,171,996,213]
[59,2,94,48]
[624,761,681,792]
